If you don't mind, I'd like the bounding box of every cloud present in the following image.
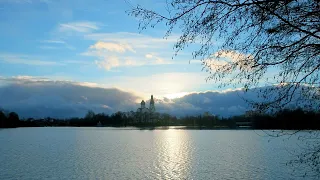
[0,53,64,66]
[59,21,100,33]
[82,50,172,70]
[82,32,181,70]
[85,32,178,49]
[0,77,141,118]
[144,53,170,65]
[0,76,50,82]
[41,40,66,44]
[145,54,153,59]
[91,55,168,70]
[0,76,317,118]
[63,60,92,65]
[214,50,252,62]
[39,39,75,50]
[95,56,120,70]
[156,90,254,117]
[90,41,135,53]
[0,76,242,118]
[205,50,255,71]
[0,77,251,118]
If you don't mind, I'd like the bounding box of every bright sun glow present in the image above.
[165,92,189,99]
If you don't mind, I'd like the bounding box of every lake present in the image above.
[0,127,314,179]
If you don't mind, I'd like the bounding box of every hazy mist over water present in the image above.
[0,128,312,179]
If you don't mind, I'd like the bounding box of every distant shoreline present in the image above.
[3,126,315,131]
[2,108,320,130]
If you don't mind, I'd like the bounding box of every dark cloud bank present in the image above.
[0,79,315,118]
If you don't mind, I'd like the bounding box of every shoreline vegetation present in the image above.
[1,108,319,130]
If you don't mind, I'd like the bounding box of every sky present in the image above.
[0,0,296,118]
[0,0,223,99]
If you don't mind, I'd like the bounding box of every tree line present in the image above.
[0,108,319,129]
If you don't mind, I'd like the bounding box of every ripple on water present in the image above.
[0,128,315,180]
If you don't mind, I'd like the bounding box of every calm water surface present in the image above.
[0,127,312,179]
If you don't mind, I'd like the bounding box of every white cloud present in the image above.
[123,58,139,66]
[212,50,255,71]
[90,41,135,53]
[63,60,91,65]
[200,50,256,74]
[0,76,50,82]
[82,32,183,70]
[95,56,120,70]
[102,104,112,109]
[145,54,153,59]
[85,32,178,49]
[41,40,66,44]
[154,57,168,64]
[59,21,100,33]
[91,55,167,70]
[39,39,75,50]
[83,50,172,70]
[0,53,64,66]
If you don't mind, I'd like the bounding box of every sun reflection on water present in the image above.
[153,130,193,179]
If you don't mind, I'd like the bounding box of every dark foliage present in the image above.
[127,0,320,111]
[127,2,320,175]
[0,111,20,128]
[1,108,319,130]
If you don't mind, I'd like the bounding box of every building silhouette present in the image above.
[136,95,156,123]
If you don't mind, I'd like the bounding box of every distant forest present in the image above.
[0,108,319,130]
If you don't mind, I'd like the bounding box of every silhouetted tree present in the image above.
[128,0,319,111]
[129,1,320,176]
[111,112,124,126]
[85,110,95,120]
[0,111,7,128]
[7,112,19,128]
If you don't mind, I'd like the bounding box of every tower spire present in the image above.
[149,95,155,112]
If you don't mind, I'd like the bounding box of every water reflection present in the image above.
[153,130,192,179]
[0,128,311,180]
